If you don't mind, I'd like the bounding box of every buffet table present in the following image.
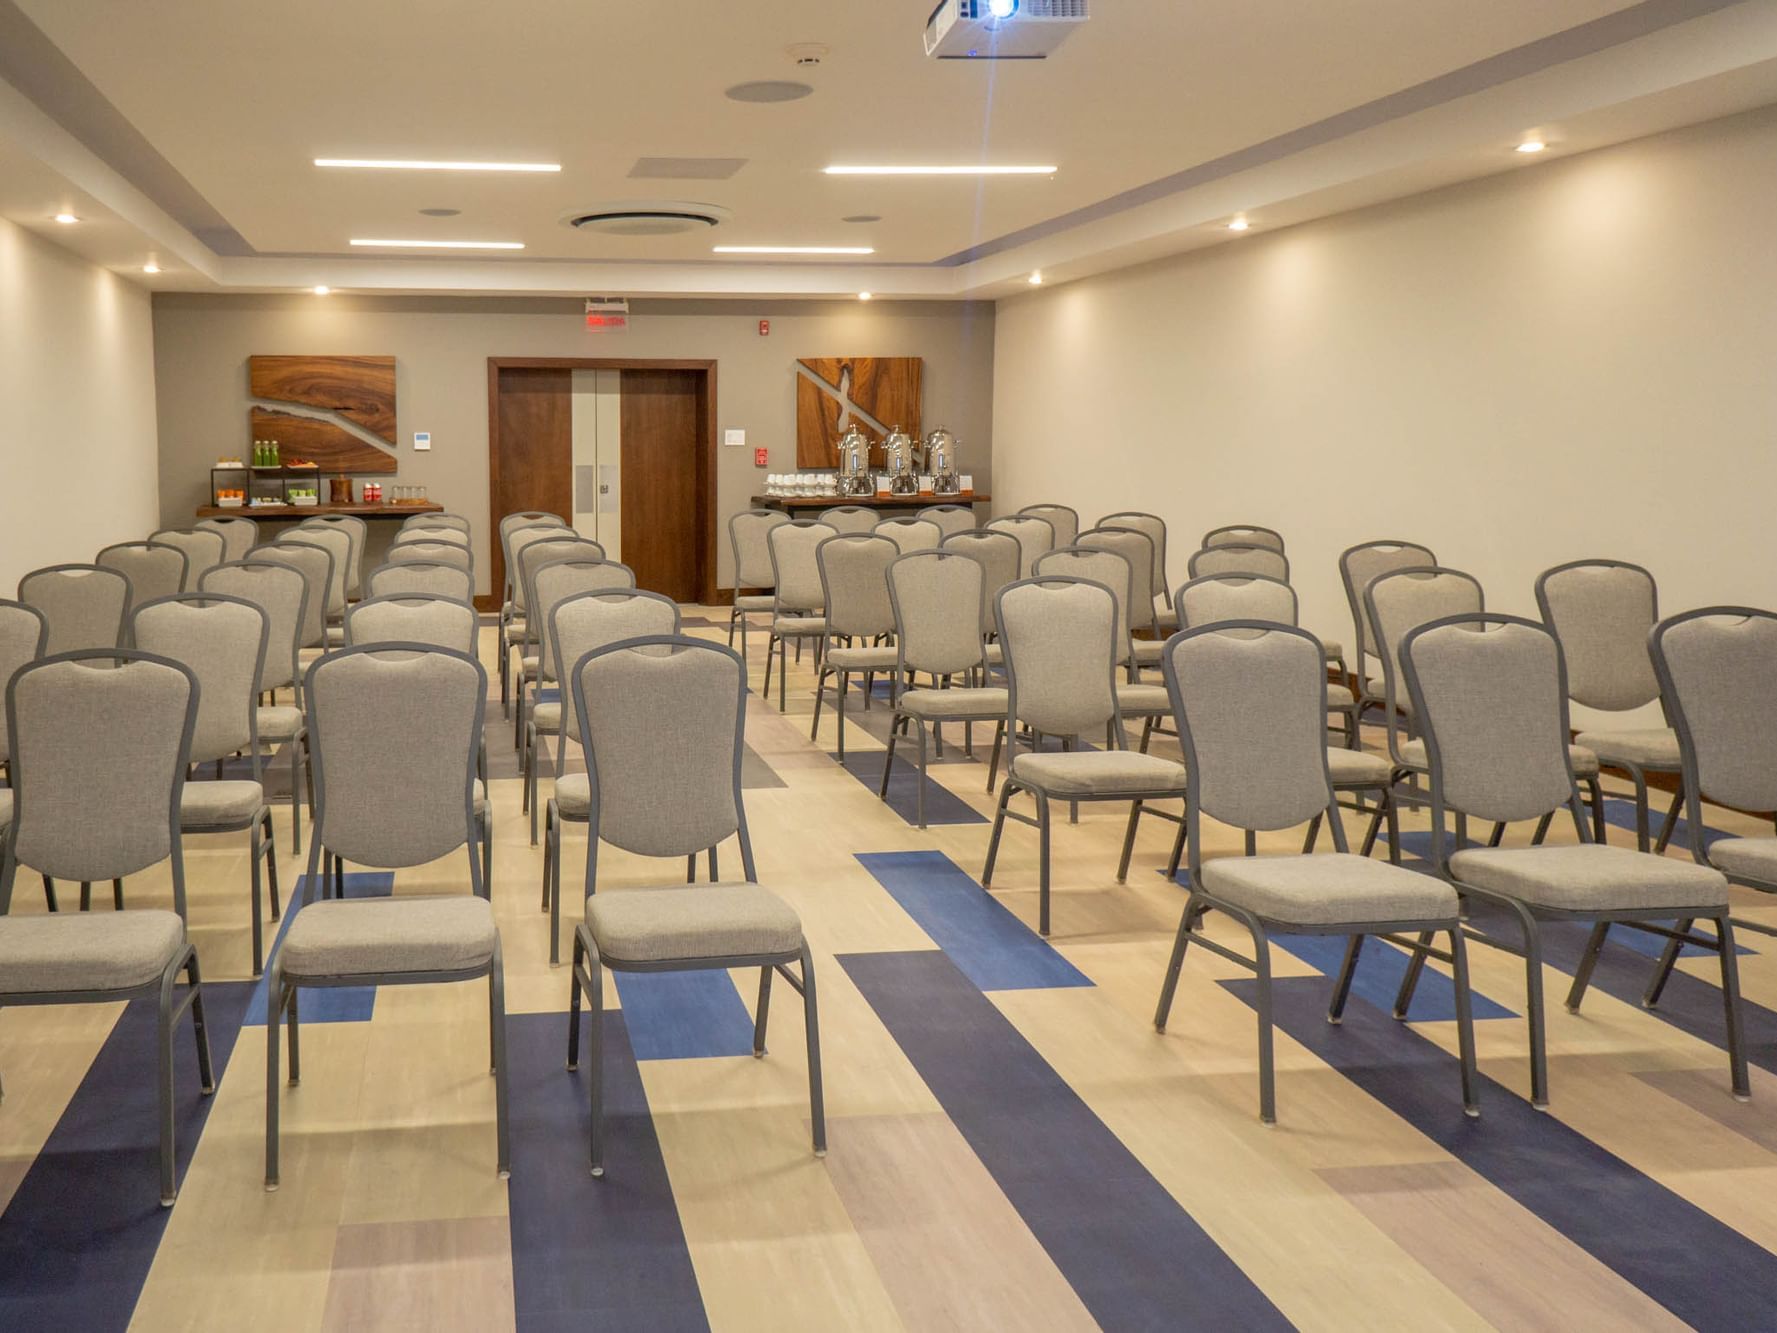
[195,502,444,520]
[751,493,990,516]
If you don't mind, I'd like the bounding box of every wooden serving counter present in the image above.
[196,502,444,520]
[750,493,990,513]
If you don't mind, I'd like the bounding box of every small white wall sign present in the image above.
[413,431,432,451]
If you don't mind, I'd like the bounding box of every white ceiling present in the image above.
[3,0,1776,298]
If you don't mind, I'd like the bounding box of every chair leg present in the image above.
[1165,809,1188,880]
[879,714,902,799]
[157,956,181,1206]
[1653,786,1684,854]
[986,720,1005,794]
[753,965,772,1056]
[1643,917,1693,1010]
[1234,909,1277,1124]
[1154,892,1200,1032]
[541,804,554,912]
[80,881,91,911]
[1507,902,1551,1108]
[266,811,281,922]
[809,665,828,743]
[1530,811,1554,846]
[1392,931,1435,1018]
[1587,776,1605,845]
[1116,801,1142,883]
[289,739,303,857]
[801,946,828,1157]
[1565,922,1610,1012]
[1327,935,1363,1023]
[780,639,789,712]
[264,962,283,1190]
[1035,791,1053,936]
[915,723,929,829]
[1358,801,1384,858]
[186,950,215,1094]
[982,780,1015,887]
[113,878,125,910]
[1450,929,1481,1116]
[837,672,850,760]
[566,930,585,1070]
[588,949,606,1178]
[1384,793,1402,865]
[42,874,58,912]
[249,822,265,977]
[490,940,511,1178]
[1718,917,1751,1100]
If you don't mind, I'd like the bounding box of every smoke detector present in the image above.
[563,201,732,237]
[786,43,829,66]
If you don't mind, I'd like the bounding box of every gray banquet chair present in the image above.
[1188,543,1290,582]
[1151,620,1477,1124]
[283,523,352,640]
[1018,504,1079,549]
[0,649,215,1205]
[302,515,368,602]
[728,509,790,672]
[882,551,1008,825]
[873,517,942,555]
[265,644,506,1189]
[540,590,682,964]
[942,528,1022,662]
[818,505,879,536]
[149,527,227,591]
[0,601,48,859]
[1643,607,1777,1007]
[1536,559,1681,852]
[393,524,472,550]
[918,504,977,540]
[499,514,568,711]
[365,560,473,605]
[763,520,836,712]
[1395,612,1745,1109]
[564,636,825,1176]
[406,511,472,534]
[97,542,188,615]
[981,577,1188,935]
[985,513,1055,576]
[385,539,472,576]
[197,516,259,565]
[1203,524,1286,554]
[1035,545,1171,749]
[1340,538,1436,722]
[201,560,312,854]
[18,564,129,655]
[248,541,333,653]
[132,594,281,974]
[1077,526,1163,672]
[1101,512,1170,629]
[812,534,901,758]
[514,538,607,755]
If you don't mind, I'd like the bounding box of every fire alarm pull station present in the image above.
[758,319,770,336]
[754,447,769,467]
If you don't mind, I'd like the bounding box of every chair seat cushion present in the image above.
[899,687,1007,720]
[1156,606,1179,632]
[1448,843,1728,913]
[1115,683,1172,716]
[1326,682,1355,708]
[522,656,538,675]
[1574,727,1681,770]
[1131,639,1166,665]
[773,616,826,636]
[1010,750,1186,796]
[533,701,561,733]
[1710,837,1777,886]
[1200,853,1458,928]
[984,642,1004,666]
[0,911,185,994]
[1327,748,1391,786]
[825,645,900,670]
[325,626,346,646]
[555,773,590,818]
[734,594,775,611]
[0,788,10,829]
[278,895,496,978]
[257,705,304,742]
[1399,737,1600,777]
[585,883,803,963]
[1321,640,1344,661]
[180,780,265,830]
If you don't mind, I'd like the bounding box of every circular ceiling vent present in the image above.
[563,201,732,237]
[726,80,814,103]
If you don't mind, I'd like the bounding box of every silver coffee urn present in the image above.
[925,426,960,496]
[837,422,875,497]
[884,425,919,496]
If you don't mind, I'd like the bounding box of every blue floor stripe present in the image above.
[243,872,392,1025]
[833,749,987,827]
[1227,975,1777,1327]
[612,969,759,1061]
[1271,933,1515,1022]
[0,978,254,1330]
[842,949,1289,1330]
[506,1011,708,1332]
[857,851,1090,991]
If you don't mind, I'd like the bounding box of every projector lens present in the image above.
[987,0,1017,16]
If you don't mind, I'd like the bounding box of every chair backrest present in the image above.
[408,512,471,534]
[200,560,309,693]
[1035,546,1137,664]
[393,525,472,549]
[817,535,898,641]
[301,516,368,596]
[1203,524,1285,554]
[131,594,267,770]
[248,542,333,648]
[278,524,350,614]
[149,528,227,591]
[197,516,259,564]
[507,525,577,595]
[1534,559,1660,713]
[3,650,196,891]
[919,505,977,540]
[550,590,682,754]
[304,645,485,875]
[768,521,837,614]
[872,518,941,556]
[819,506,879,536]
[365,560,474,605]
[1177,573,1299,630]
[500,514,567,594]
[889,551,985,678]
[532,557,636,678]
[1402,614,1578,838]
[1340,539,1437,676]
[571,636,751,868]
[1018,504,1079,548]
[1187,543,1290,582]
[985,514,1054,575]
[96,542,188,612]
[17,564,129,655]
[1076,526,1157,633]
[730,509,790,589]
[1164,625,1333,858]
[511,533,593,615]
[942,529,1022,636]
[1651,608,1777,819]
[386,540,473,578]
[1100,512,1167,609]
[1365,567,1485,767]
[995,576,1122,741]
[0,601,48,763]
[345,595,479,655]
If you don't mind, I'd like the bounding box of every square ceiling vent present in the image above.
[628,158,748,180]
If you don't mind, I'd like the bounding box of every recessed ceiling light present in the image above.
[858,291,873,301]
[712,245,875,255]
[313,285,331,295]
[824,165,1055,176]
[1028,271,1043,285]
[1227,217,1250,232]
[842,214,882,224]
[1515,140,1547,154]
[315,158,559,172]
[53,212,78,224]
[418,207,462,217]
[142,262,161,274]
[349,238,525,249]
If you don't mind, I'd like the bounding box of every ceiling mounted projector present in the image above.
[924,0,1089,60]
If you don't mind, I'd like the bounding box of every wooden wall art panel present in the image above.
[795,356,922,468]
[249,355,398,444]
[249,408,398,473]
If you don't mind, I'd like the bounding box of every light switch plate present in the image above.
[724,429,746,447]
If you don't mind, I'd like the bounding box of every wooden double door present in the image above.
[488,359,714,605]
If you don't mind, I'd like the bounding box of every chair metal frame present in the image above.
[762,520,835,712]
[17,563,131,654]
[810,533,900,759]
[1202,523,1286,554]
[364,559,473,606]
[97,541,190,617]
[1016,504,1080,549]
[149,527,228,592]
[298,515,368,602]
[726,508,789,672]
[498,513,567,713]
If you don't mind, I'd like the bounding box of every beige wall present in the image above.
[0,216,160,591]
[151,295,995,595]
[991,104,1777,725]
